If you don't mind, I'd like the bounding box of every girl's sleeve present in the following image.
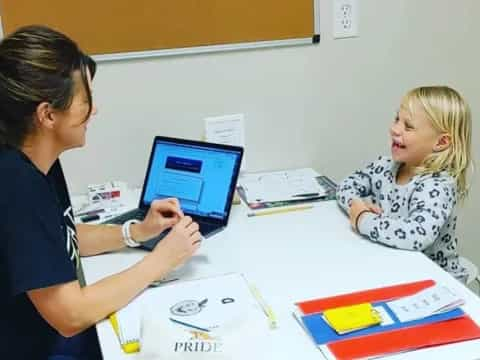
[336,158,381,213]
[357,177,456,250]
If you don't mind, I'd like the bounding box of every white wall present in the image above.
[62,0,480,264]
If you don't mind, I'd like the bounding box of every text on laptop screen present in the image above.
[142,140,240,219]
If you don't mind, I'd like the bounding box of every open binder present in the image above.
[294,280,480,360]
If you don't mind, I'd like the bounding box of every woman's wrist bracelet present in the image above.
[355,209,372,233]
[122,219,141,247]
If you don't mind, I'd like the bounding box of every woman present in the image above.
[0,25,201,359]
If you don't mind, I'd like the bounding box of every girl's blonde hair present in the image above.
[402,86,472,200]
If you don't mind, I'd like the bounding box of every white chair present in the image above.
[459,256,480,294]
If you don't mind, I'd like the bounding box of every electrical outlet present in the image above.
[333,0,359,39]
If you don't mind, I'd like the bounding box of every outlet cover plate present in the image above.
[333,0,359,39]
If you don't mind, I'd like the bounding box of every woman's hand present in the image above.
[348,198,382,232]
[152,216,201,270]
[131,198,184,242]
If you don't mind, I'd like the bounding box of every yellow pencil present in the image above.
[247,204,314,217]
[249,284,277,329]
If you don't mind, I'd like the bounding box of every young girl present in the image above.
[0,26,201,359]
[337,86,472,282]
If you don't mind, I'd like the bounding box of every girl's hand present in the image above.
[132,198,184,242]
[348,198,382,232]
[365,202,382,215]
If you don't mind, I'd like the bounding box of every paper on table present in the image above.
[239,168,326,203]
[157,273,260,332]
[138,275,273,360]
[111,273,268,355]
[387,284,465,322]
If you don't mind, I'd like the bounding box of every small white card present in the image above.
[374,305,394,326]
[387,284,464,322]
[205,113,246,170]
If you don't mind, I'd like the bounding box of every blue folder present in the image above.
[300,301,465,345]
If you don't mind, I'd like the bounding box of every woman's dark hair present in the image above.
[0,25,96,147]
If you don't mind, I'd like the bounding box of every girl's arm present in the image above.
[357,177,456,250]
[336,157,387,212]
[27,216,200,337]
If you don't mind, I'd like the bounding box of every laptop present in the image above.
[104,136,243,250]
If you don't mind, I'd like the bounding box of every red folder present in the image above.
[297,279,435,315]
[329,316,480,359]
[295,279,480,360]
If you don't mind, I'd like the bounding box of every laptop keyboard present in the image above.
[103,208,146,224]
[196,220,220,235]
[103,209,221,237]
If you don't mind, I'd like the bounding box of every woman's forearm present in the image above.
[76,223,125,256]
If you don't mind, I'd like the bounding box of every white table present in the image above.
[81,199,480,359]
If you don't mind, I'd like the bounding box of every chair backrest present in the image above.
[459,256,479,285]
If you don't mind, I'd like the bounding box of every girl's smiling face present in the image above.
[390,100,446,168]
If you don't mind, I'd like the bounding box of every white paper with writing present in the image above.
[387,284,464,322]
[239,168,326,203]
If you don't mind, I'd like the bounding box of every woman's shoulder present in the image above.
[1,148,40,175]
[0,148,48,198]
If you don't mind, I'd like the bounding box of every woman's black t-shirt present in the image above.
[0,147,96,359]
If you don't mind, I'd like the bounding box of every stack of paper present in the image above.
[237,168,337,214]
[387,284,465,322]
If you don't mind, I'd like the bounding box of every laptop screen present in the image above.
[140,138,242,221]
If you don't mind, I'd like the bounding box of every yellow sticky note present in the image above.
[323,303,382,334]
